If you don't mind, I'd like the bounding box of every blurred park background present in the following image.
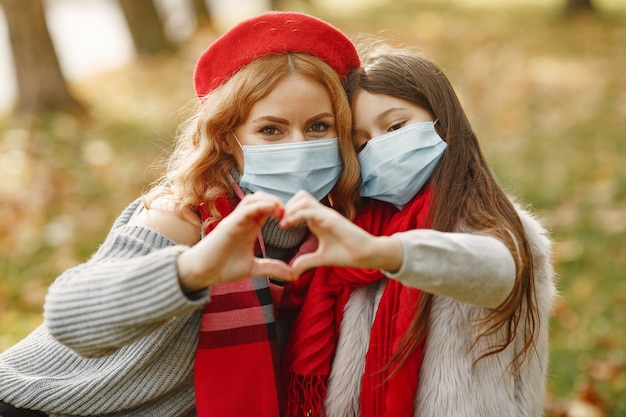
[0,0,624,415]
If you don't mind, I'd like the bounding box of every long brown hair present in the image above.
[148,53,360,221]
[345,43,539,370]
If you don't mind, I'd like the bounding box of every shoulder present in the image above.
[509,197,553,260]
[128,196,202,246]
[509,197,558,307]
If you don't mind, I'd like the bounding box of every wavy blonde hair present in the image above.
[147,53,360,221]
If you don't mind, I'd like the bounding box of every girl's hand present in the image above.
[281,191,403,277]
[177,192,295,292]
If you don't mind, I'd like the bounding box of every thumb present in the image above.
[291,252,324,278]
[252,258,296,281]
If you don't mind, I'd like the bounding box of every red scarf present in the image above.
[194,192,308,417]
[283,186,433,417]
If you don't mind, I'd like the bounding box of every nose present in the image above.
[287,131,307,143]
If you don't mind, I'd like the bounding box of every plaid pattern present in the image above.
[197,278,277,349]
[195,277,284,417]
[194,194,286,417]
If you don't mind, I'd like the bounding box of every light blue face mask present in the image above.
[237,137,342,203]
[359,121,447,210]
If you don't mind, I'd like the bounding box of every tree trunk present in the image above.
[118,0,175,55]
[1,0,85,118]
[565,0,595,15]
[191,0,212,29]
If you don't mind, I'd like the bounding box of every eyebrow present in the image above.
[354,107,405,134]
[375,107,406,123]
[251,116,288,125]
[251,112,335,125]
[307,112,335,124]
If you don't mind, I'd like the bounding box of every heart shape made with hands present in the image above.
[214,190,367,282]
[260,190,380,279]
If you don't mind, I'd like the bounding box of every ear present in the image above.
[219,132,234,155]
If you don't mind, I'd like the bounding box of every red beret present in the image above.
[193,11,360,97]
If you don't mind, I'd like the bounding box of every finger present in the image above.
[281,199,328,229]
[233,199,285,226]
[242,191,285,209]
[284,205,337,233]
[290,252,326,277]
[286,190,315,204]
[283,191,317,214]
[252,258,296,281]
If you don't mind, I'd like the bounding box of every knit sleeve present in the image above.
[43,199,208,358]
[383,229,515,309]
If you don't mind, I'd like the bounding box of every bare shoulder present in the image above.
[128,197,202,246]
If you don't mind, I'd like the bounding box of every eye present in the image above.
[308,122,330,133]
[388,121,405,132]
[357,142,368,153]
[259,126,282,136]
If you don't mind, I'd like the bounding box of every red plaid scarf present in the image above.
[194,189,313,417]
[194,173,323,417]
[283,186,433,417]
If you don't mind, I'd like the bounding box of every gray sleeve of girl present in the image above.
[383,229,515,308]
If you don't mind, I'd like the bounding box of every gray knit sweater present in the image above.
[0,199,206,417]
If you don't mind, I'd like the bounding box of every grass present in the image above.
[1,1,625,415]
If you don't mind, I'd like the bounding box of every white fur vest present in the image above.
[324,204,556,417]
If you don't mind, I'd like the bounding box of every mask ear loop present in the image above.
[231,130,244,150]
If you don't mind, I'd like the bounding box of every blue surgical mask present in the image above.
[359,121,446,210]
[237,137,342,203]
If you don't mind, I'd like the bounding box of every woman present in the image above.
[0,11,364,417]
[280,43,556,417]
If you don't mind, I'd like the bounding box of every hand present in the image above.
[280,191,403,277]
[177,192,296,292]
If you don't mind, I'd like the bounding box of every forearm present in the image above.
[44,226,208,357]
[382,229,515,308]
